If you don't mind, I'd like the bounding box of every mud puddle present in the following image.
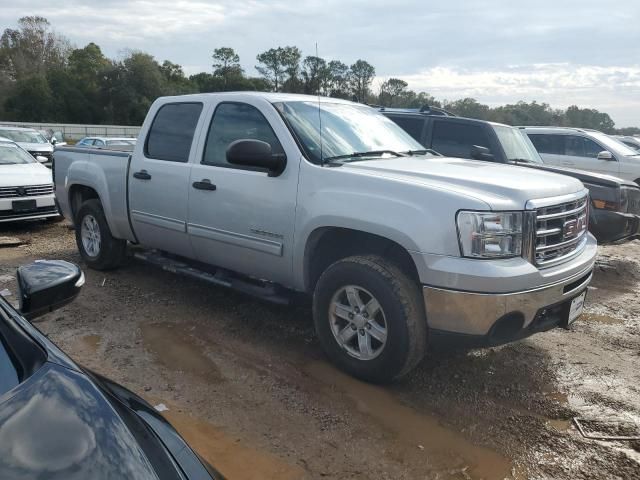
[580,313,624,325]
[141,323,225,384]
[147,402,305,480]
[306,362,518,479]
[70,334,102,356]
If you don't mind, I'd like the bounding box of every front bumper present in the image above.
[423,263,592,340]
[590,209,640,244]
[0,195,59,222]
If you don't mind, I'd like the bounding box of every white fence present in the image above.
[0,121,141,141]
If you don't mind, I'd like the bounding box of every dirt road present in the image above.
[1,220,638,479]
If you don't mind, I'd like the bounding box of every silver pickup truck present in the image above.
[54,92,596,382]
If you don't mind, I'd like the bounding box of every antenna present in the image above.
[316,42,324,166]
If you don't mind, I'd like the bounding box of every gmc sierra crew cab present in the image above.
[54,92,597,382]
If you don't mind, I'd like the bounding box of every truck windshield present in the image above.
[275,101,424,164]
[0,143,37,165]
[493,125,543,164]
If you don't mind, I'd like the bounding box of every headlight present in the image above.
[585,183,619,211]
[457,211,523,258]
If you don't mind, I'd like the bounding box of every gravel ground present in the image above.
[1,219,639,479]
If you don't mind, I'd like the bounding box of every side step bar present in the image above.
[133,250,290,305]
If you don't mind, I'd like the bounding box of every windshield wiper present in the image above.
[402,149,442,157]
[324,150,407,162]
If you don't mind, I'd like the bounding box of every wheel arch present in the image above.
[303,227,421,293]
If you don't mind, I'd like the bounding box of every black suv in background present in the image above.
[382,108,640,244]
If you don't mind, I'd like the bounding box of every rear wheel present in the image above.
[313,255,427,383]
[75,199,126,270]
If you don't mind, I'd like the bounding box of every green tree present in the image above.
[327,60,350,98]
[212,47,242,90]
[160,60,194,94]
[302,55,327,95]
[255,47,287,91]
[4,75,54,121]
[443,98,491,119]
[379,78,408,106]
[0,16,70,80]
[564,105,615,133]
[349,60,375,102]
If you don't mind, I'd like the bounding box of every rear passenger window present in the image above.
[430,121,489,158]
[388,116,425,143]
[202,102,283,167]
[528,134,564,155]
[145,103,203,162]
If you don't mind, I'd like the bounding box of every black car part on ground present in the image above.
[0,272,223,480]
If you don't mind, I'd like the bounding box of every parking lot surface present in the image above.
[1,220,639,479]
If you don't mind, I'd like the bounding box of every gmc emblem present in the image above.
[563,214,587,240]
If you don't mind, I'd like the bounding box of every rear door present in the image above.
[129,102,205,259]
[562,135,620,176]
[187,99,300,285]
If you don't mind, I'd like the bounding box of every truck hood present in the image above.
[340,156,585,209]
[519,162,637,188]
[0,163,53,187]
[16,142,53,153]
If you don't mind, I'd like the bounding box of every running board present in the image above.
[133,250,290,305]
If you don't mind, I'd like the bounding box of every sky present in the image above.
[1,0,639,126]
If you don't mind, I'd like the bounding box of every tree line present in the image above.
[0,16,637,135]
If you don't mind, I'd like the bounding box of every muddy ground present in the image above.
[1,219,639,479]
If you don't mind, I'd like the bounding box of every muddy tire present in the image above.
[313,255,427,383]
[75,199,126,270]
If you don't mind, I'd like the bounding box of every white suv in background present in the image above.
[523,127,640,184]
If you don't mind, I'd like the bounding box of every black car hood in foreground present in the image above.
[0,363,161,479]
[0,299,220,480]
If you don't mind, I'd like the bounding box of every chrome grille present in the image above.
[0,184,54,198]
[535,195,589,267]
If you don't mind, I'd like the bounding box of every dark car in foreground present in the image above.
[382,108,640,244]
[0,260,222,480]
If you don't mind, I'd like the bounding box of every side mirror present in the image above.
[17,260,84,320]
[226,139,286,177]
[470,145,495,162]
[597,151,614,161]
[51,138,57,145]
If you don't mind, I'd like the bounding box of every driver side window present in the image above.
[202,102,283,167]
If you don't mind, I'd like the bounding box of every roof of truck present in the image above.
[159,91,356,105]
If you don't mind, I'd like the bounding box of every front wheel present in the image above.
[75,199,126,270]
[313,255,427,383]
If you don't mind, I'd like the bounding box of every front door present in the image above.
[187,100,300,285]
[129,102,204,259]
[560,135,619,176]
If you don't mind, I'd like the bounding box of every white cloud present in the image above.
[386,64,640,127]
[1,1,639,126]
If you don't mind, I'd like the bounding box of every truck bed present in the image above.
[53,146,137,242]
